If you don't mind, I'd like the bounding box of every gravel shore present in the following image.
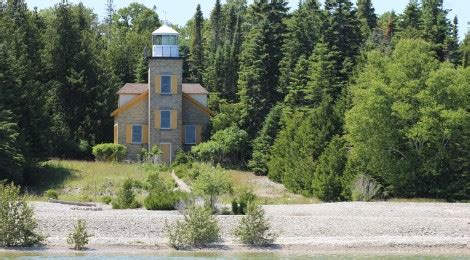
[29,201,470,252]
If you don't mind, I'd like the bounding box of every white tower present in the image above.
[151,24,179,57]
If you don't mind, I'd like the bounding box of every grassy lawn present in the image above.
[25,160,172,202]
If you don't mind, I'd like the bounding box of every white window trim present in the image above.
[184,125,196,145]
[160,110,172,129]
[160,142,172,164]
[160,75,172,95]
[131,124,143,144]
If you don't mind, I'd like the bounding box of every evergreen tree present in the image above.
[238,0,288,137]
[421,0,450,61]
[445,16,461,65]
[278,0,321,95]
[210,0,223,50]
[399,0,422,38]
[356,0,377,38]
[463,33,470,68]
[321,0,362,84]
[249,104,283,175]
[189,4,204,83]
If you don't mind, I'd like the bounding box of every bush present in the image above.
[45,189,59,199]
[67,219,92,250]
[102,196,112,205]
[232,187,256,215]
[0,182,44,247]
[92,143,127,162]
[173,149,192,166]
[165,206,220,249]
[192,167,232,211]
[139,145,161,163]
[234,203,275,246]
[191,126,249,167]
[351,174,383,201]
[144,173,185,210]
[112,178,141,209]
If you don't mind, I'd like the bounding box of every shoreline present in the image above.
[4,201,468,256]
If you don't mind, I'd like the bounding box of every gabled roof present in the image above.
[182,83,209,94]
[111,90,148,117]
[116,83,209,95]
[152,24,179,35]
[117,83,147,94]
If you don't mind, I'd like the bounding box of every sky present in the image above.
[25,0,469,41]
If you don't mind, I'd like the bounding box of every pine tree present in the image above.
[278,0,321,95]
[463,33,470,68]
[356,0,377,38]
[421,0,450,61]
[399,0,421,34]
[238,0,288,137]
[445,16,461,65]
[322,0,362,84]
[210,0,223,50]
[189,4,204,83]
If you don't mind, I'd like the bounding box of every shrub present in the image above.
[139,145,162,163]
[351,174,383,201]
[67,219,92,250]
[102,196,112,205]
[0,182,44,247]
[112,178,141,209]
[192,167,232,211]
[173,149,192,166]
[144,173,185,210]
[234,203,276,246]
[166,206,220,249]
[232,187,256,215]
[191,126,249,167]
[45,189,59,200]
[92,143,127,162]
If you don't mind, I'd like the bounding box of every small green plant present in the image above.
[45,189,59,199]
[67,219,92,250]
[92,143,127,162]
[192,167,232,211]
[234,202,276,246]
[0,182,44,247]
[144,173,186,210]
[165,206,220,249]
[102,196,112,205]
[112,178,141,209]
[232,187,256,215]
[173,149,192,166]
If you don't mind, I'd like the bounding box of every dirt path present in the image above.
[170,170,191,192]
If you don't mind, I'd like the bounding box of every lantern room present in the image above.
[152,24,179,57]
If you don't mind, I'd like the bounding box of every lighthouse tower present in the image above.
[148,24,183,163]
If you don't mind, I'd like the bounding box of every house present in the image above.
[111,24,214,163]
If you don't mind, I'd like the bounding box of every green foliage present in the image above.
[45,189,59,200]
[173,149,192,166]
[0,183,44,247]
[234,203,275,246]
[144,173,184,210]
[92,143,127,162]
[112,178,141,209]
[232,186,256,215]
[0,110,25,183]
[312,136,347,202]
[102,196,112,205]
[249,104,283,175]
[188,4,205,83]
[139,145,162,163]
[192,126,249,167]
[166,206,220,249]
[346,39,470,200]
[67,219,92,250]
[192,167,232,211]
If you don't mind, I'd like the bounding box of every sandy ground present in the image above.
[3,201,464,255]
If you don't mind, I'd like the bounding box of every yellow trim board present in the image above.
[111,90,149,117]
[183,93,215,117]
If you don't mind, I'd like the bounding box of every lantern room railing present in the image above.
[152,45,179,57]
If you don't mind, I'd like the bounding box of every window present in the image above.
[153,35,162,45]
[132,125,142,143]
[160,111,171,129]
[161,75,171,94]
[185,125,196,144]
